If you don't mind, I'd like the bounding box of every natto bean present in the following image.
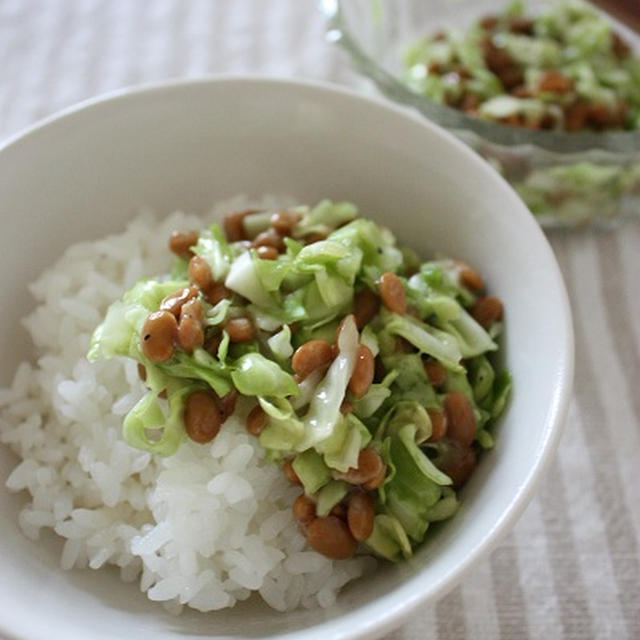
[347,492,375,541]
[160,285,199,318]
[348,345,374,398]
[470,295,503,329]
[246,405,268,436]
[183,390,222,444]
[378,272,407,314]
[168,230,198,260]
[292,493,316,526]
[188,255,213,291]
[443,391,476,447]
[305,516,357,559]
[140,311,178,363]
[224,317,255,343]
[291,339,334,380]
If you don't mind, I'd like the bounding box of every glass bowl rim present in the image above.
[320,0,640,155]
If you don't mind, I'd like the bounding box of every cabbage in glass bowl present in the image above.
[321,0,640,228]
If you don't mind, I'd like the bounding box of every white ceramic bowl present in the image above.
[0,77,573,640]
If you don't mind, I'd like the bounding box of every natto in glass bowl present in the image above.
[320,0,640,229]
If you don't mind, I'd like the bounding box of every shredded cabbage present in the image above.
[88,199,511,565]
[230,353,298,398]
[384,312,464,372]
[403,0,640,132]
[297,315,359,450]
[193,225,232,282]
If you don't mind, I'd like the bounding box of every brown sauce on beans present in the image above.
[378,272,407,314]
[291,340,334,380]
[184,391,222,443]
[306,516,357,559]
[141,311,178,362]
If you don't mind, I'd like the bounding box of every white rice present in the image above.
[0,197,375,614]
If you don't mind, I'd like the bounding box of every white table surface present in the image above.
[1,1,639,638]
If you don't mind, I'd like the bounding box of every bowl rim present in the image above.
[320,0,640,155]
[0,75,574,640]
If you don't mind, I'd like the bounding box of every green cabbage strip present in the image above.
[230,352,299,398]
[384,312,464,372]
[296,315,359,450]
[123,382,196,456]
[292,200,358,238]
[321,413,372,472]
[156,348,232,397]
[267,325,294,360]
[87,279,189,361]
[224,251,274,308]
[192,224,232,282]
[292,449,331,494]
[316,481,350,516]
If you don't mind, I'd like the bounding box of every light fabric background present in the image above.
[1,1,638,638]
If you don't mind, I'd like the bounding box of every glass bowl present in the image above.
[320,0,640,229]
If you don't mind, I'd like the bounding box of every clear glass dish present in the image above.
[320,0,640,229]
